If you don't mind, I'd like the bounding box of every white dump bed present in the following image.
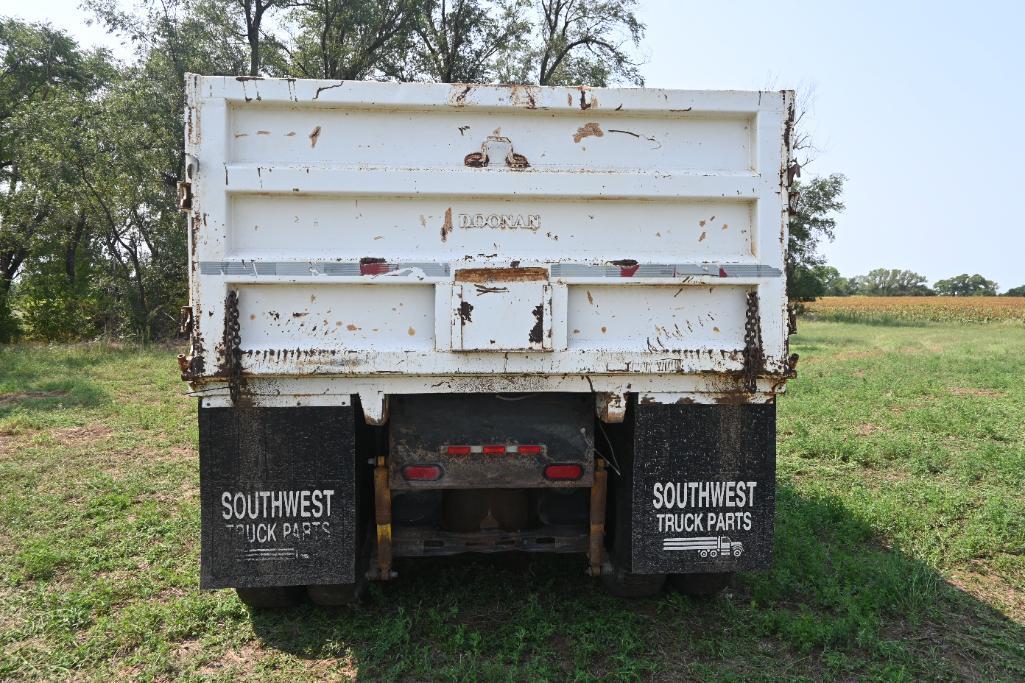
[182,76,795,416]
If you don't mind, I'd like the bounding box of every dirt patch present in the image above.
[855,423,881,436]
[948,568,1025,625]
[869,469,912,484]
[0,390,69,406]
[948,387,1005,398]
[832,350,884,361]
[53,425,114,446]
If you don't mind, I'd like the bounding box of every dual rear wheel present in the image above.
[236,579,364,609]
[601,569,732,598]
[236,569,730,608]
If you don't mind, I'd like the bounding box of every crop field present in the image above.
[2,321,1025,681]
[803,296,1025,325]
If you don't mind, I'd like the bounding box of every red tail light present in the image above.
[402,465,442,481]
[516,445,542,455]
[544,464,583,481]
[482,445,507,455]
[446,445,472,456]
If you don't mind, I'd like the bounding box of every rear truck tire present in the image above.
[235,586,305,609]
[669,572,732,597]
[601,565,667,599]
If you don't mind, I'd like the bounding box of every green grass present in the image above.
[1,324,1024,681]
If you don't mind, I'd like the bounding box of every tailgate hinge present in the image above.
[177,180,192,212]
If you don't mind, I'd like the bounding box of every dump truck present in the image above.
[177,75,797,606]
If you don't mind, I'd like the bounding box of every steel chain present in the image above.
[743,292,763,392]
[224,289,242,404]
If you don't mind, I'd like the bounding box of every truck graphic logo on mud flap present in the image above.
[662,535,744,558]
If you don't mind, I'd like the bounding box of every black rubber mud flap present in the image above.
[199,405,361,589]
[608,400,775,575]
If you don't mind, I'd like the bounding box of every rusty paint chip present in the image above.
[459,300,473,323]
[309,125,322,148]
[528,304,544,344]
[573,122,603,143]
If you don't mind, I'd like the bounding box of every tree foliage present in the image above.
[0,1,646,341]
[1003,285,1025,297]
[849,269,933,297]
[786,173,845,300]
[934,273,998,297]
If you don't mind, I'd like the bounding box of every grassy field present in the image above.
[1,321,1024,681]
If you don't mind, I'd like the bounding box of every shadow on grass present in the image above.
[247,484,1025,680]
[0,346,112,418]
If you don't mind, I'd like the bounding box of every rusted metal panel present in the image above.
[183,76,793,408]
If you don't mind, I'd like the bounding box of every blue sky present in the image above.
[9,0,1025,291]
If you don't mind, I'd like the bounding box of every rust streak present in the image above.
[441,207,453,241]
[452,85,473,105]
[454,267,549,283]
[309,125,321,148]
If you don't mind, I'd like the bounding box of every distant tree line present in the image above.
[0,1,648,342]
[794,266,1019,299]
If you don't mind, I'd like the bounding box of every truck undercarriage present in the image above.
[199,394,775,606]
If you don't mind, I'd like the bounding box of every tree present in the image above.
[0,19,111,339]
[534,0,643,86]
[286,0,414,79]
[811,265,855,296]
[401,0,530,83]
[1003,285,1025,297]
[850,268,933,296]
[786,174,845,300]
[934,274,998,297]
[235,0,285,75]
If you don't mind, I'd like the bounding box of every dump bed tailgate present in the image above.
[183,77,794,408]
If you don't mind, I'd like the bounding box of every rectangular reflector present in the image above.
[544,464,583,480]
[402,465,443,481]
[482,445,506,455]
[516,445,543,455]
[446,445,472,456]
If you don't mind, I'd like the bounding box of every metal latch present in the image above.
[177,161,195,212]
[177,181,192,212]
[464,133,529,169]
[179,305,194,336]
